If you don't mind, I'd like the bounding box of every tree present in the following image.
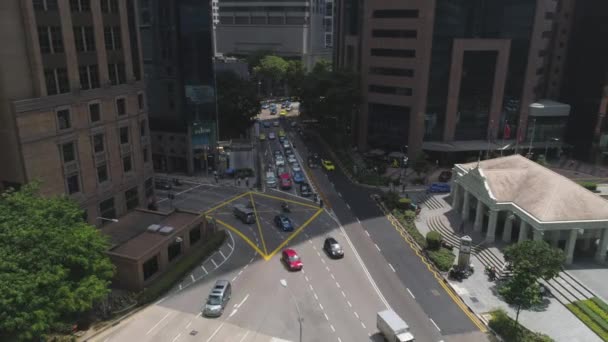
[285,60,305,97]
[412,152,431,176]
[0,184,114,340]
[499,240,565,331]
[253,55,289,96]
[216,70,261,140]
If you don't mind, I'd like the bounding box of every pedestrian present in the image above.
[245,178,249,187]
[313,193,318,203]
[237,178,241,186]
[234,177,237,186]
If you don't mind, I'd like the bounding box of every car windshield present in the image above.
[331,243,341,250]
[207,295,222,305]
[288,255,300,262]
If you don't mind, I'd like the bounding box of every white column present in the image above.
[533,229,543,241]
[550,230,560,248]
[452,183,462,212]
[473,200,484,232]
[486,210,498,243]
[518,221,529,243]
[502,214,514,243]
[565,229,578,265]
[461,191,470,220]
[595,228,608,263]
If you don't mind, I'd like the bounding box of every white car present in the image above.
[292,164,302,172]
[287,155,297,164]
[282,140,290,149]
[275,155,285,166]
[265,172,277,188]
[268,132,276,140]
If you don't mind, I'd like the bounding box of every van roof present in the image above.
[214,280,230,288]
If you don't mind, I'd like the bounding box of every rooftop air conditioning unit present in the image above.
[159,226,175,235]
[147,224,161,233]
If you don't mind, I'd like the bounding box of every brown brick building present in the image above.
[0,0,154,225]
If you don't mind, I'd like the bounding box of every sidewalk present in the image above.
[408,192,602,342]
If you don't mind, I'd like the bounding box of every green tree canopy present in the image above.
[217,70,261,140]
[412,152,430,176]
[504,240,565,280]
[0,184,114,340]
[253,55,289,82]
[285,60,305,97]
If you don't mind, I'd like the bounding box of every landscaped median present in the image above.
[488,309,553,342]
[139,229,227,304]
[567,297,608,341]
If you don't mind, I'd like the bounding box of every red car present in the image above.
[279,173,292,190]
[281,248,303,271]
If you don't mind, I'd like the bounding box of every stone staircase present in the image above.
[427,215,597,305]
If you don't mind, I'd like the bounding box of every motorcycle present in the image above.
[281,202,291,213]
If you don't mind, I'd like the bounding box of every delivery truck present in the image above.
[377,310,415,342]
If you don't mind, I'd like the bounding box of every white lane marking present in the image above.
[244,265,249,270]
[337,192,342,198]
[347,301,352,308]
[301,269,305,274]
[250,257,254,263]
[309,239,313,244]
[325,266,330,272]
[388,264,396,273]
[211,258,218,268]
[354,311,359,319]
[330,274,335,280]
[185,321,192,329]
[219,250,227,260]
[157,184,204,203]
[330,324,335,332]
[227,243,233,250]
[238,331,250,342]
[171,333,182,342]
[201,266,208,274]
[341,291,346,298]
[237,294,250,308]
[356,217,361,224]
[338,338,342,342]
[238,270,243,276]
[191,274,195,282]
[324,313,329,321]
[312,245,317,250]
[146,312,171,335]
[430,318,441,331]
[374,244,381,252]
[309,284,314,291]
[314,293,319,300]
[336,282,341,288]
[317,251,321,257]
[346,203,351,210]
[305,276,309,282]
[154,296,167,305]
[407,288,416,299]
[232,276,237,282]
[179,284,182,290]
[206,322,225,342]
[320,258,325,264]
[319,303,324,310]
[229,309,238,318]
[365,230,370,237]
[361,322,366,329]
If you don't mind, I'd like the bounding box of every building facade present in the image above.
[216,0,332,70]
[335,0,566,159]
[139,0,218,174]
[0,0,154,225]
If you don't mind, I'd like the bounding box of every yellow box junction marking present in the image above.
[204,191,249,214]
[252,191,319,210]
[249,192,268,255]
[266,208,324,260]
[214,218,266,257]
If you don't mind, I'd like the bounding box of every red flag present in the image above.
[503,122,511,139]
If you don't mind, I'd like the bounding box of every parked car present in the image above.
[299,183,312,197]
[274,214,294,232]
[280,109,287,116]
[438,171,453,182]
[270,108,277,115]
[427,182,451,193]
[284,147,293,155]
[202,280,232,317]
[279,173,292,190]
[281,249,303,271]
[268,132,276,140]
[278,129,286,138]
[321,159,335,171]
[266,172,277,188]
[323,237,344,259]
[261,103,269,109]
[293,171,305,184]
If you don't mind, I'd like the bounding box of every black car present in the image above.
[299,183,312,197]
[323,237,344,258]
[155,180,172,190]
[307,156,318,168]
[438,171,453,182]
[274,214,294,232]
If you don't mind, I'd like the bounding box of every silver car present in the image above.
[203,280,232,317]
[292,163,302,172]
[287,155,297,164]
[275,155,285,166]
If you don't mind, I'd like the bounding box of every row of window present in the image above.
[35,0,118,13]
[45,63,126,94]
[57,95,144,132]
[370,48,416,58]
[372,29,417,39]
[373,9,419,18]
[370,67,414,77]
[38,25,122,55]
[369,85,413,96]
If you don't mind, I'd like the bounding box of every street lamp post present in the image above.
[280,279,302,342]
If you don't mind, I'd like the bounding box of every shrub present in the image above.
[578,181,598,191]
[573,301,608,332]
[489,309,554,342]
[426,231,442,250]
[382,191,401,210]
[402,210,416,223]
[591,297,608,315]
[392,209,426,248]
[397,198,412,210]
[567,304,608,341]
[139,230,227,304]
[427,247,455,272]
[582,299,608,324]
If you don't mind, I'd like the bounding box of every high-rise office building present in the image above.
[139,0,217,174]
[0,0,153,224]
[216,0,332,70]
[335,0,569,160]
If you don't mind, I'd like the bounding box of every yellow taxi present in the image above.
[259,133,266,141]
[321,159,335,171]
[280,109,287,116]
[278,129,286,138]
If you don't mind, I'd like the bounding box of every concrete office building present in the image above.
[335,0,569,160]
[139,0,217,174]
[452,155,608,265]
[216,0,332,70]
[0,0,154,224]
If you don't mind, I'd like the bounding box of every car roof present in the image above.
[283,248,297,256]
[280,173,290,178]
[325,237,338,244]
[214,279,230,287]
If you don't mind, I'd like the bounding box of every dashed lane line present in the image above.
[206,322,225,342]
[219,250,227,260]
[374,244,381,252]
[171,333,181,342]
[211,258,218,268]
[388,263,396,273]
[407,288,416,299]
[430,318,441,332]
[146,312,172,335]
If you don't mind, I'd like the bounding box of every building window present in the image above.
[125,187,139,210]
[140,120,147,137]
[101,0,119,13]
[145,178,153,196]
[138,93,144,110]
[93,134,104,153]
[369,85,413,96]
[116,98,126,116]
[38,26,64,54]
[104,26,122,50]
[120,126,129,144]
[143,255,159,280]
[373,9,418,18]
[370,48,415,58]
[66,173,81,194]
[70,0,90,12]
[143,147,149,163]
[372,29,417,39]
[89,103,101,122]
[33,0,58,11]
[370,67,414,77]
[61,142,76,163]
[74,26,95,52]
[79,65,99,90]
[189,226,201,244]
[168,241,182,261]
[45,68,69,95]
[57,109,71,130]
[99,197,116,221]
[97,163,108,183]
[123,155,132,173]
[108,63,126,85]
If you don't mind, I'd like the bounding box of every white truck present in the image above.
[377,310,415,342]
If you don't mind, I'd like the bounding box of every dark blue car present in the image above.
[427,182,451,193]
[274,215,294,232]
[293,171,305,184]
